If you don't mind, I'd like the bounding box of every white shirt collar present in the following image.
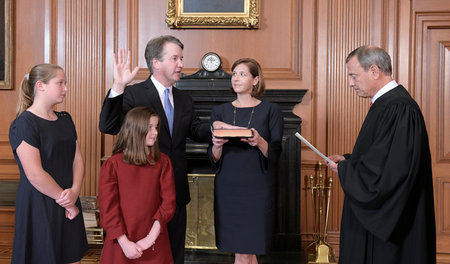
[151,76,171,95]
[151,75,173,108]
[372,80,398,103]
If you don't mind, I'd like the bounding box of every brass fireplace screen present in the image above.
[185,173,216,249]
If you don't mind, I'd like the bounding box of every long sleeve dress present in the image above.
[9,111,88,264]
[98,152,176,264]
[208,101,283,254]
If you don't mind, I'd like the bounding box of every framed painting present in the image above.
[166,0,260,29]
[0,0,12,90]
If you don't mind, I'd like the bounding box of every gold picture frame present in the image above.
[166,0,259,29]
[0,0,13,90]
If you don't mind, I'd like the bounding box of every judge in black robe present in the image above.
[327,46,436,264]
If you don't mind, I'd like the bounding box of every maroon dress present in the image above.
[98,152,176,264]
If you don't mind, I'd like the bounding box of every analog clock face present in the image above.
[201,52,221,72]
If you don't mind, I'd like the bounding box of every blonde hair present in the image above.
[16,64,64,117]
[112,107,161,165]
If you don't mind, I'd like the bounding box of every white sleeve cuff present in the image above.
[108,89,123,98]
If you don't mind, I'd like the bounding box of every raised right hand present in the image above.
[112,49,139,94]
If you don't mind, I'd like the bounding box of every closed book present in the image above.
[213,129,253,138]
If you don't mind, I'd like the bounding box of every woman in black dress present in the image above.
[9,64,88,263]
[209,58,283,264]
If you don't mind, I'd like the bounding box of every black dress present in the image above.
[208,101,283,254]
[9,111,88,264]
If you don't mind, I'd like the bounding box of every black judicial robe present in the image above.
[337,85,436,264]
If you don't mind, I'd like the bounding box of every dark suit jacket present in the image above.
[99,77,210,206]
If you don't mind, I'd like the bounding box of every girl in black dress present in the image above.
[9,64,88,263]
[209,58,283,264]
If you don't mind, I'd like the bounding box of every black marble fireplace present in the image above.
[177,70,307,252]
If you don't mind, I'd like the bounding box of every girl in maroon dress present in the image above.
[98,106,176,263]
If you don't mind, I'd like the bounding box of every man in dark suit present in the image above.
[99,35,211,263]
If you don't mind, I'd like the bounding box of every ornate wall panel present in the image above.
[443,45,450,161]
[438,178,450,232]
[412,10,450,255]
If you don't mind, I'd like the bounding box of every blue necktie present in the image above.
[164,88,174,135]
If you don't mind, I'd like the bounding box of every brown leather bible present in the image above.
[213,129,253,138]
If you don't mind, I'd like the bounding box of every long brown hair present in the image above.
[16,64,64,117]
[112,107,161,165]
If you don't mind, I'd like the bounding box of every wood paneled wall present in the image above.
[46,0,106,196]
[410,4,450,254]
[1,0,450,261]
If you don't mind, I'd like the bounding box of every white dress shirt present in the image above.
[108,75,174,110]
[372,80,398,104]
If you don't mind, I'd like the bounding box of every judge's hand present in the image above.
[325,155,345,174]
[65,205,79,220]
[112,49,139,94]
[117,235,143,259]
[56,188,77,208]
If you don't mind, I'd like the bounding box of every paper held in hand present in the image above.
[294,132,336,165]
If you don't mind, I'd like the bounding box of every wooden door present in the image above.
[411,2,450,256]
